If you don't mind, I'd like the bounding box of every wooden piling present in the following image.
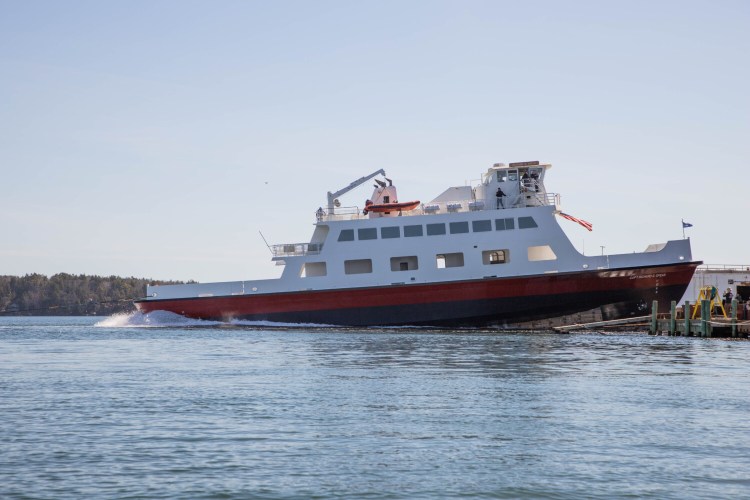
[701,299,710,337]
[683,300,691,336]
[669,301,676,336]
[650,300,659,334]
[731,299,738,338]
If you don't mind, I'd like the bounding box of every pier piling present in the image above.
[653,298,747,338]
[701,299,710,337]
[669,301,676,336]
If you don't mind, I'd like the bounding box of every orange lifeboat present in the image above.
[363,199,420,215]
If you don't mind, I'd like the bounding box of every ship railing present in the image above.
[421,199,483,214]
[531,192,559,208]
[316,193,560,221]
[319,206,366,222]
[270,242,324,257]
[698,264,750,272]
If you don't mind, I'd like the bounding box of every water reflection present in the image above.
[301,328,704,376]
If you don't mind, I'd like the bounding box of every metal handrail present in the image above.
[315,193,560,221]
[270,242,324,257]
[698,264,750,272]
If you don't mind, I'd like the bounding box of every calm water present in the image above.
[1,315,749,499]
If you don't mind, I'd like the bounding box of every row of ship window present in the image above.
[300,249,511,277]
[337,216,538,242]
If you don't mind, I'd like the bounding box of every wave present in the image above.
[227,319,336,328]
[94,311,335,329]
[94,311,223,328]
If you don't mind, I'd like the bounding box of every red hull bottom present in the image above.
[134,262,700,327]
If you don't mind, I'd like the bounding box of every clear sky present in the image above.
[1,0,748,283]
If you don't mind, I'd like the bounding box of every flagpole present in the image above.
[681,219,685,239]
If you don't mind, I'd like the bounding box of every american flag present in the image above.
[558,212,593,231]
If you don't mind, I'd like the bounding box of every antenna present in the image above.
[258,231,272,254]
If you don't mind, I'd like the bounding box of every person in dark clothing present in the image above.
[723,288,733,307]
[496,187,506,209]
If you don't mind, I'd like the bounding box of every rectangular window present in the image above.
[404,225,423,237]
[358,228,377,240]
[495,218,515,231]
[390,256,418,272]
[449,221,469,234]
[345,259,373,274]
[381,226,400,239]
[482,249,509,265]
[300,262,327,277]
[472,220,492,232]
[518,216,538,229]
[338,229,354,242]
[436,252,464,269]
[426,223,446,236]
[528,245,557,261]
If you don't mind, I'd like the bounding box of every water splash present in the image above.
[95,311,334,329]
[94,311,222,328]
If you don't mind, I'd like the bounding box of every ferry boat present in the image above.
[134,161,700,326]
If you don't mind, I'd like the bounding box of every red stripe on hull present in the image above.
[134,262,699,326]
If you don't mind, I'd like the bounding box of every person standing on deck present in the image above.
[723,288,733,308]
[496,187,506,209]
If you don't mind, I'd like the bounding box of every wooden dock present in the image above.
[650,299,750,338]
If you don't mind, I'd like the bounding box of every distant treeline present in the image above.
[0,274,190,316]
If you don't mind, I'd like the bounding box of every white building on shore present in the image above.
[680,265,750,303]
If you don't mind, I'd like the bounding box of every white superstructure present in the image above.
[145,161,692,303]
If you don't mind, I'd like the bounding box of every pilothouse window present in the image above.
[404,225,423,237]
[449,222,469,234]
[472,220,492,232]
[338,229,354,242]
[495,218,515,231]
[426,223,446,236]
[358,228,377,240]
[381,226,400,239]
[518,217,538,229]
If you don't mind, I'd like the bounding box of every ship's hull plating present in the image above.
[134,262,700,327]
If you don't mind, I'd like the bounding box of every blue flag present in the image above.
[682,221,693,228]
